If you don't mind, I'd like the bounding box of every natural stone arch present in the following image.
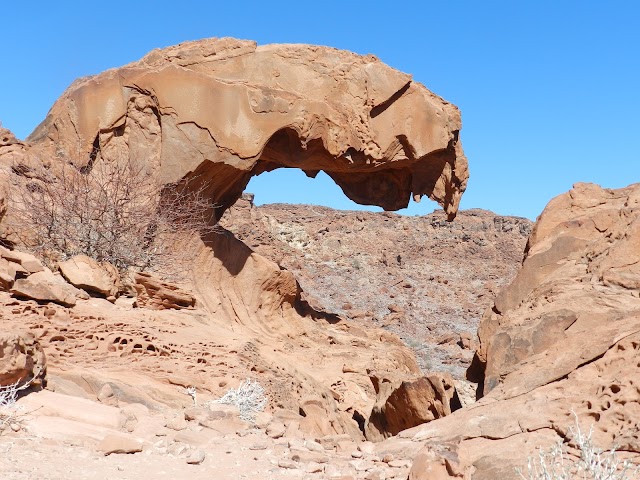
[26,37,468,222]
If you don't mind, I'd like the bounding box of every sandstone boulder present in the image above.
[97,434,143,455]
[0,331,46,387]
[11,269,89,306]
[133,272,196,309]
[366,373,460,441]
[0,258,17,290]
[59,255,120,297]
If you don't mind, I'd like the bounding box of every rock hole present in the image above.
[352,410,366,435]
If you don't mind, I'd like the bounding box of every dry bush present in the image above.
[0,378,32,435]
[517,412,639,480]
[208,378,267,423]
[9,156,218,276]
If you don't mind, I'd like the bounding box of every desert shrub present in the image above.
[0,378,32,434]
[209,378,267,423]
[517,412,638,480]
[9,157,218,275]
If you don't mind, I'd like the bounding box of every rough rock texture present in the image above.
[220,196,531,384]
[10,269,89,307]
[0,332,46,387]
[25,37,468,220]
[366,373,459,441]
[59,255,120,297]
[394,183,640,478]
[133,272,195,310]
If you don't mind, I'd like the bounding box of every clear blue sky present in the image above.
[1,1,638,220]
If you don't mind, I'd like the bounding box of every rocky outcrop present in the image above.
[396,183,640,478]
[366,373,460,441]
[0,332,46,387]
[0,39,470,442]
[10,269,89,307]
[24,37,467,220]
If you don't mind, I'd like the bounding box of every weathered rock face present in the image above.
[0,39,470,441]
[25,37,468,220]
[396,183,640,478]
[366,373,460,441]
[59,255,120,297]
[0,332,46,387]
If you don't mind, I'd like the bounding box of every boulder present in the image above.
[59,255,119,296]
[10,269,89,306]
[0,331,46,387]
[0,247,44,274]
[0,258,17,290]
[366,373,460,441]
[97,434,143,455]
[133,272,196,309]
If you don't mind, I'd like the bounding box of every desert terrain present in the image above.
[0,37,638,479]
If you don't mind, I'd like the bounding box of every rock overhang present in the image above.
[26,37,468,220]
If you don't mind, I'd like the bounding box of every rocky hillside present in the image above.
[1,36,639,480]
[221,195,532,385]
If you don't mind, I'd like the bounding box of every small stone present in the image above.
[388,459,411,468]
[166,413,188,431]
[249,441,269,450]
[305,461,323,473]
[10,423,21,432]
[186,449,206,465]
[168,442,187,456]
[267,422,286,439]
[382,453,394,463]
[278,459,298,469]
[351,450,363,458]
[305,440,324,452]
[97,434,143,455]
[97,383,116,404]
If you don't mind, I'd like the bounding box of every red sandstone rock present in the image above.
[404,183,640,478]
[0,331,46,387]
[59,255,120,297]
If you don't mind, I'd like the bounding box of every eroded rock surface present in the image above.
[25,37,468,219]
[398,183,640,478]
[221,197,531,383]
[0,332,46,387]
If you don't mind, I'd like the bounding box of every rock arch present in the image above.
[27,37,468,221]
